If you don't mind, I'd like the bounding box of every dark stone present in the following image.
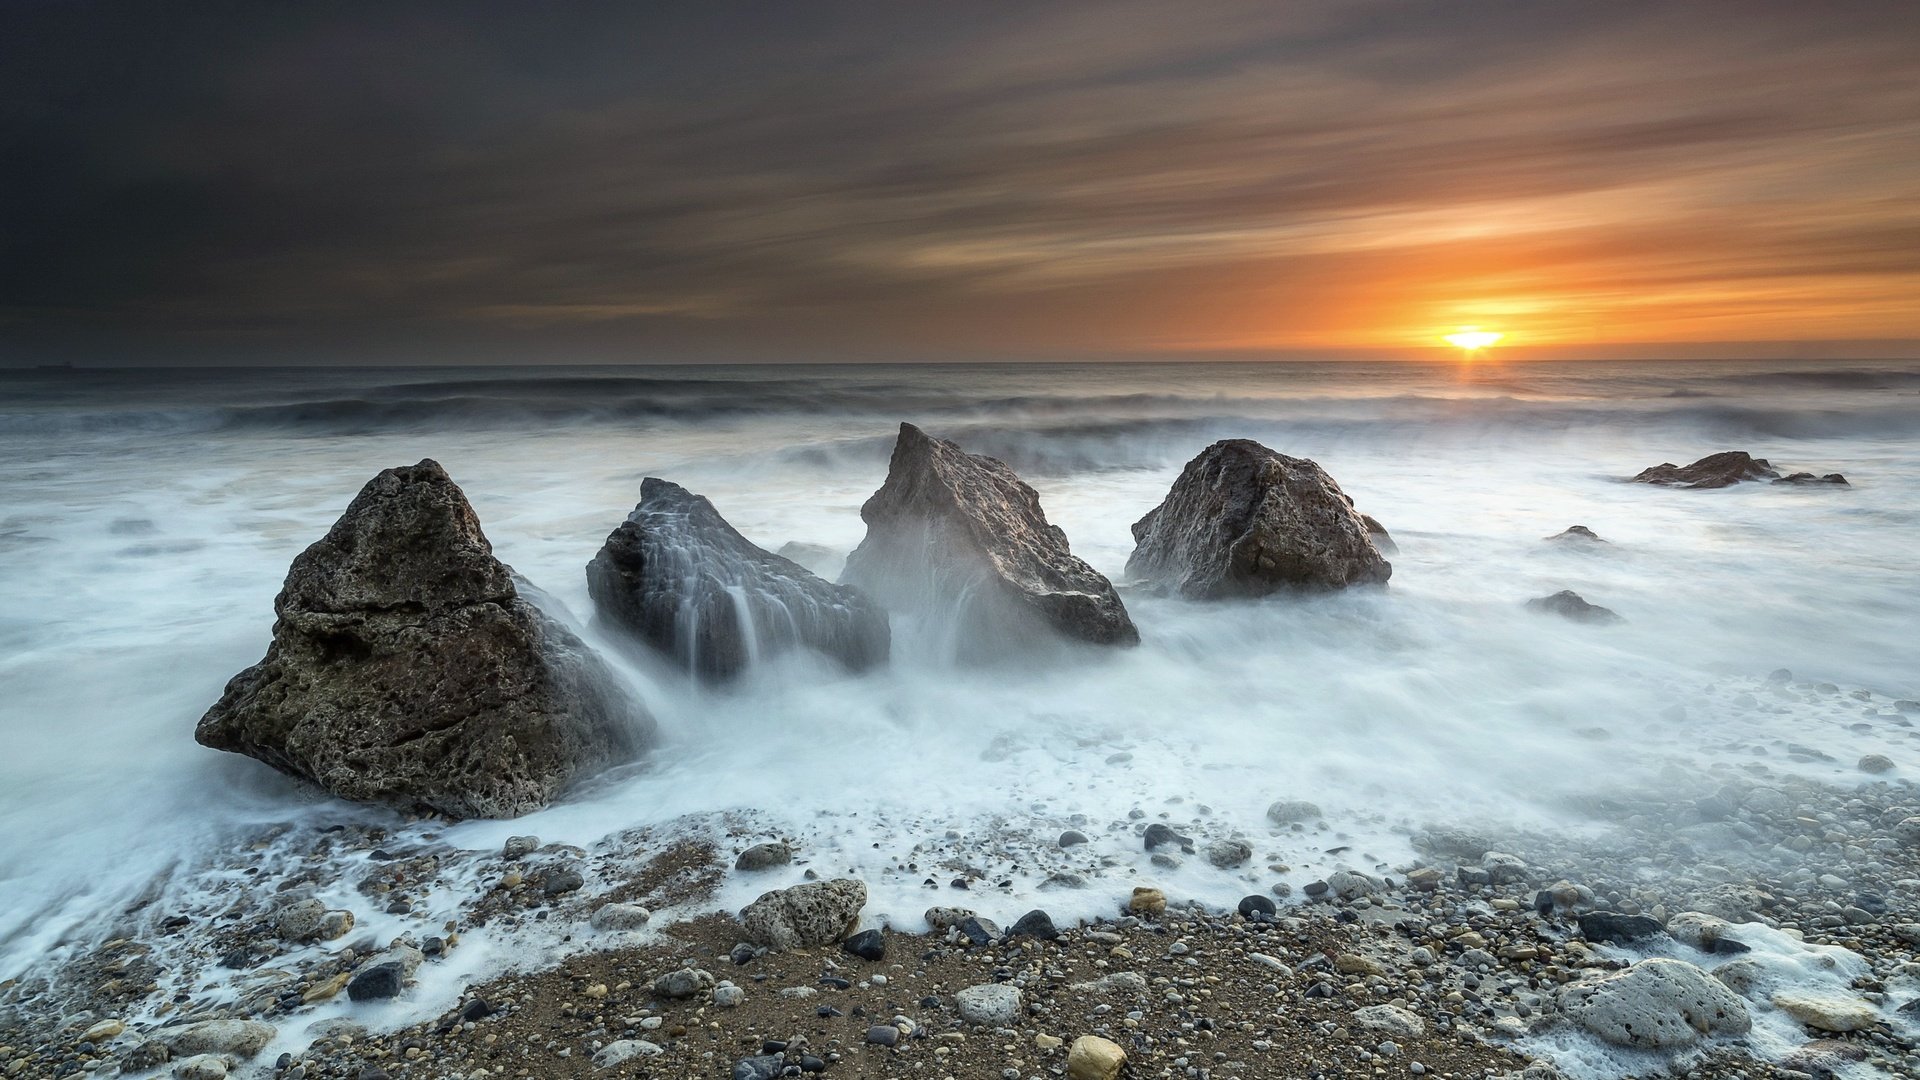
[1534,891,1555,916]
[842,928,886,961]
[818,975,852,990]
[841,423,1137,656]
[732,1056,785,1080]
[1010,909,1059,940]
[1237,894,1278,919]
[357,1069,392,1080]
[1456,865,1492,887]
[1773,472,1849,486]
[1632,451,1779,488]
[459,998,492,1021]
[347,961,405,1001]
[730,943,759,966]
[1578,911,1667,944]
[587,478,890,681]
[119,1044,170,1071]
[1706,936,1751,955]
[1127,439,1391,597]
[1546,525,1607,543]
[800,1055,827,1073]
[865,1024,899,1047]
[761,1041,788,1055]
[1058,830,1089,848]
[1143,823,1192,852]
[1302,880,1329,897]
[196,460,653,819]
[542,867,584,895]
[1526,590,1623,624]
[957,916,1001,946]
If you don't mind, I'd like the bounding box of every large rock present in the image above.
[841,424,1136,654]
[587,478,889,681]
[1126,439,1390,598]
[1632,451,1779,488]
[740,878,866,949]
[1560,958,1751,1049]
[196,460,653,819]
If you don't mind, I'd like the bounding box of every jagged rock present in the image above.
[196,460,652,819]
[1632,451,1779,488]
[841,423,1136,655]
[1527,590,1622,624]
[587,478,889,681]
[1546,525,1607,543]
[1773,472,1849,486]
[1561,958,1750,1048]
[775,541,846,579]
[1127,439,1390,598]
[1352,1004,1426,1038]
[740,879,866,949]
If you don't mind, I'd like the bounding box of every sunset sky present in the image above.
[4,1,1919,363]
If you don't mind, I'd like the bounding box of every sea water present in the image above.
[2,359,1916,1064]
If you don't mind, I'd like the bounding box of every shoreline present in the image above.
[9,760,1920,1080]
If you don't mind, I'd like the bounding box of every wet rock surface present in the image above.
[1632,450,1781,488]
[587,477,889,681]
[1527,589,1623,624]
[194,459,654,819]
[1127,439,1391,597]
[842,423,1136,654]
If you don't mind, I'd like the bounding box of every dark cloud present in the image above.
[3,0,1917,361]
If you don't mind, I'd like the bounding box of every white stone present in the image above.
[590,903,652,932]
[1560,958,1750,1049]
[591,1040,663,1069]
[1351,1004,1426,1038]
[955,982,1023,1026]
[1771,990,1879,1032]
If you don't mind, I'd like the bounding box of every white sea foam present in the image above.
[2,360,1916,1073]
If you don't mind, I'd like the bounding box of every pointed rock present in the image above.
[196,460,652,819]
[1546,525,1607,543]
[1127,439,1390,598]
[588,478,889,681]
[842,424,1136,654]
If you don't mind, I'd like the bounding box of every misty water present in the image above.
[3,360,1918,1070]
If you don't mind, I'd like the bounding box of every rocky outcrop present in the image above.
[841,424,1136,655]
[1126,440,1390,598]
[1773,472,1849,486]
[587,478,889,681]
[197,460,652,819]
[1632,451,1779,488]
[1526,590,1622,624]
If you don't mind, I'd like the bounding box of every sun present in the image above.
[1444,328,1503,352]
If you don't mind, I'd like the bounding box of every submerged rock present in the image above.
[841,423,1136,655]
[1632,451,1780,488]
[1127,439,1390,598]
[196,460,652,819]
[1773,472,1850,486]
[1546,525,1607,543]
[588,478,889,681]
[1359,513,1398,554]
[1561,958,1750,1049]
[1527,590,1623,624]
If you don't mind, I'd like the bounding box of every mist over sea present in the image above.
[3,359,1918,1067]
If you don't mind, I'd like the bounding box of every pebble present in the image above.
[955,983,1023,1026]
[1129,887,1166,916]
[1066,1034,1127,1080]
[501,836,539,859]
[735,841,792,871]
[841,928,885,961]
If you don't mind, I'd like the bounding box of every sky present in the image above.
[3,1,1919,364]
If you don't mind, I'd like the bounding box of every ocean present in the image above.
[2,359,1917,1071]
